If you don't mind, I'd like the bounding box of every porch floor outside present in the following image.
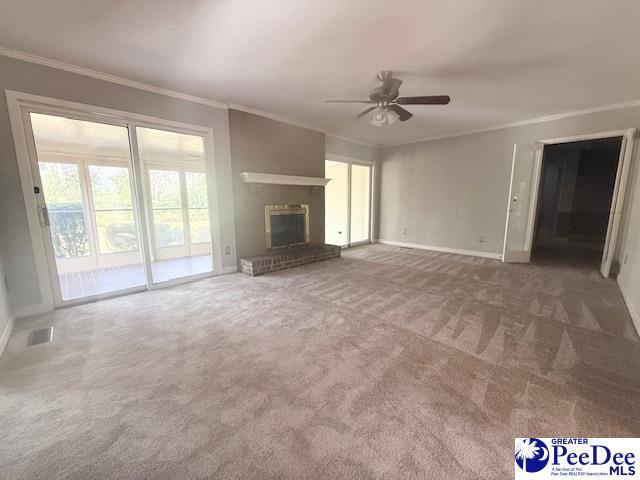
[58,254,213,301]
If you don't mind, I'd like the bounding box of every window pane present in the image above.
[88,165,139,254]
[39,162,91,258]
[149,170,182,208]
[186,172,208,208]
[89,165,133,209]
[94,211,138,253]
[189,209,211,243]
[350,164,371,243]
[186,172,210,243]
[153,209,185,247]
[325,160,349,246]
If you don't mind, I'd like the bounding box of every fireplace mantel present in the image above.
[239,171,330,187]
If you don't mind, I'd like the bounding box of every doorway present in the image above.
[8,92,221,308]
[324,157,373,247]
[532,137,622,269]
[501,129,635,277]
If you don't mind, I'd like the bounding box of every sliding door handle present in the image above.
[38,206,50,227]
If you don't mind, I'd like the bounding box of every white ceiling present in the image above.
[2,0,640,146]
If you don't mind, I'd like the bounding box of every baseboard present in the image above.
[221,265,238,274]
[0,316,14,358]
[11,302,51,319]
[377,239,502,260]
[618,279,640,338]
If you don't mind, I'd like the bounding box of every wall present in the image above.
[618,135,640,334]
[325,136,382,240]
[0,55,236,315]
[0,253,13,357]
[379,105,640,258]
[228,110,325,260]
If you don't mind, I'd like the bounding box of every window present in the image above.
[89,165,139,254]
[186,171,211,243]
[325,159,372,246]
[350,164,371,244]
[325,160,349,246]
[149,169,185,248]
[39,162,91,258]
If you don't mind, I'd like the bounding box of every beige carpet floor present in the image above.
[1,244,639,479]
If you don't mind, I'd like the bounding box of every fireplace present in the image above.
[265,204,310,249]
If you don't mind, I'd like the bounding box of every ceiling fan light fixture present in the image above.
[370,108,388,127]
[386,108,400,125]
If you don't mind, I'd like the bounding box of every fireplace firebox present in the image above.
[265,204,310,249]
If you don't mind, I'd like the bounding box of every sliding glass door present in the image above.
[31,113,146,302]
[137,127,213,284]
[27,111,215,305]
[325,158,372,246]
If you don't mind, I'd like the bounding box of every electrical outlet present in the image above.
[225,246,231,255]
[401,228,407,235]
[478,235,485,244]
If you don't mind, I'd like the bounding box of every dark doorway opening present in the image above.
[532,137,622,269]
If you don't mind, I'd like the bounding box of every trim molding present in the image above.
[239,171,329,186]
[618,279,640,338]
[0,46,375,146]
[378,239,502,260]
[382,100,640,148]
[0,46,229,110]
[0,316,14,358]
[11,303,51,319]
[221,265,238,274]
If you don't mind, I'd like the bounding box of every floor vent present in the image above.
[27,327,54,347]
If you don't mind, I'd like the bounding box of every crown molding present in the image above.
[382,99,640,148]
[0,46,229,110]
[0,46,379,148]
[227,103,325,133]
[9,45,634,151]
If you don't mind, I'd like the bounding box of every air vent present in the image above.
[27,327,54,346]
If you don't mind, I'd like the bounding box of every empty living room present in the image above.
[2,1,640,478]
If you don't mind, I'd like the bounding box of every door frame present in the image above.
[325,153,375,247]
[501,143,544,263]
[538,129,635,277]
[6,90,225,311]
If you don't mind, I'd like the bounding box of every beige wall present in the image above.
[229,110,325,260]
[379,106,640,257]
[325,136,381,240]
[0,56,236,313]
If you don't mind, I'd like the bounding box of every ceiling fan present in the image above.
[326,70,450,127]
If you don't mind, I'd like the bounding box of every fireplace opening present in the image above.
[265,204,309,249]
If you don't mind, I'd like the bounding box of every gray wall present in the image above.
[0,56,236,313]
[618,133,640,333]
[325,136,382,240]
[379,105,640,257]
[229,110,325,260]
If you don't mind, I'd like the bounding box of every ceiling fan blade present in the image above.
[355,106,377,120]
[325,100,373,103]
[396,95,450,105]
[388,104,413,121]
